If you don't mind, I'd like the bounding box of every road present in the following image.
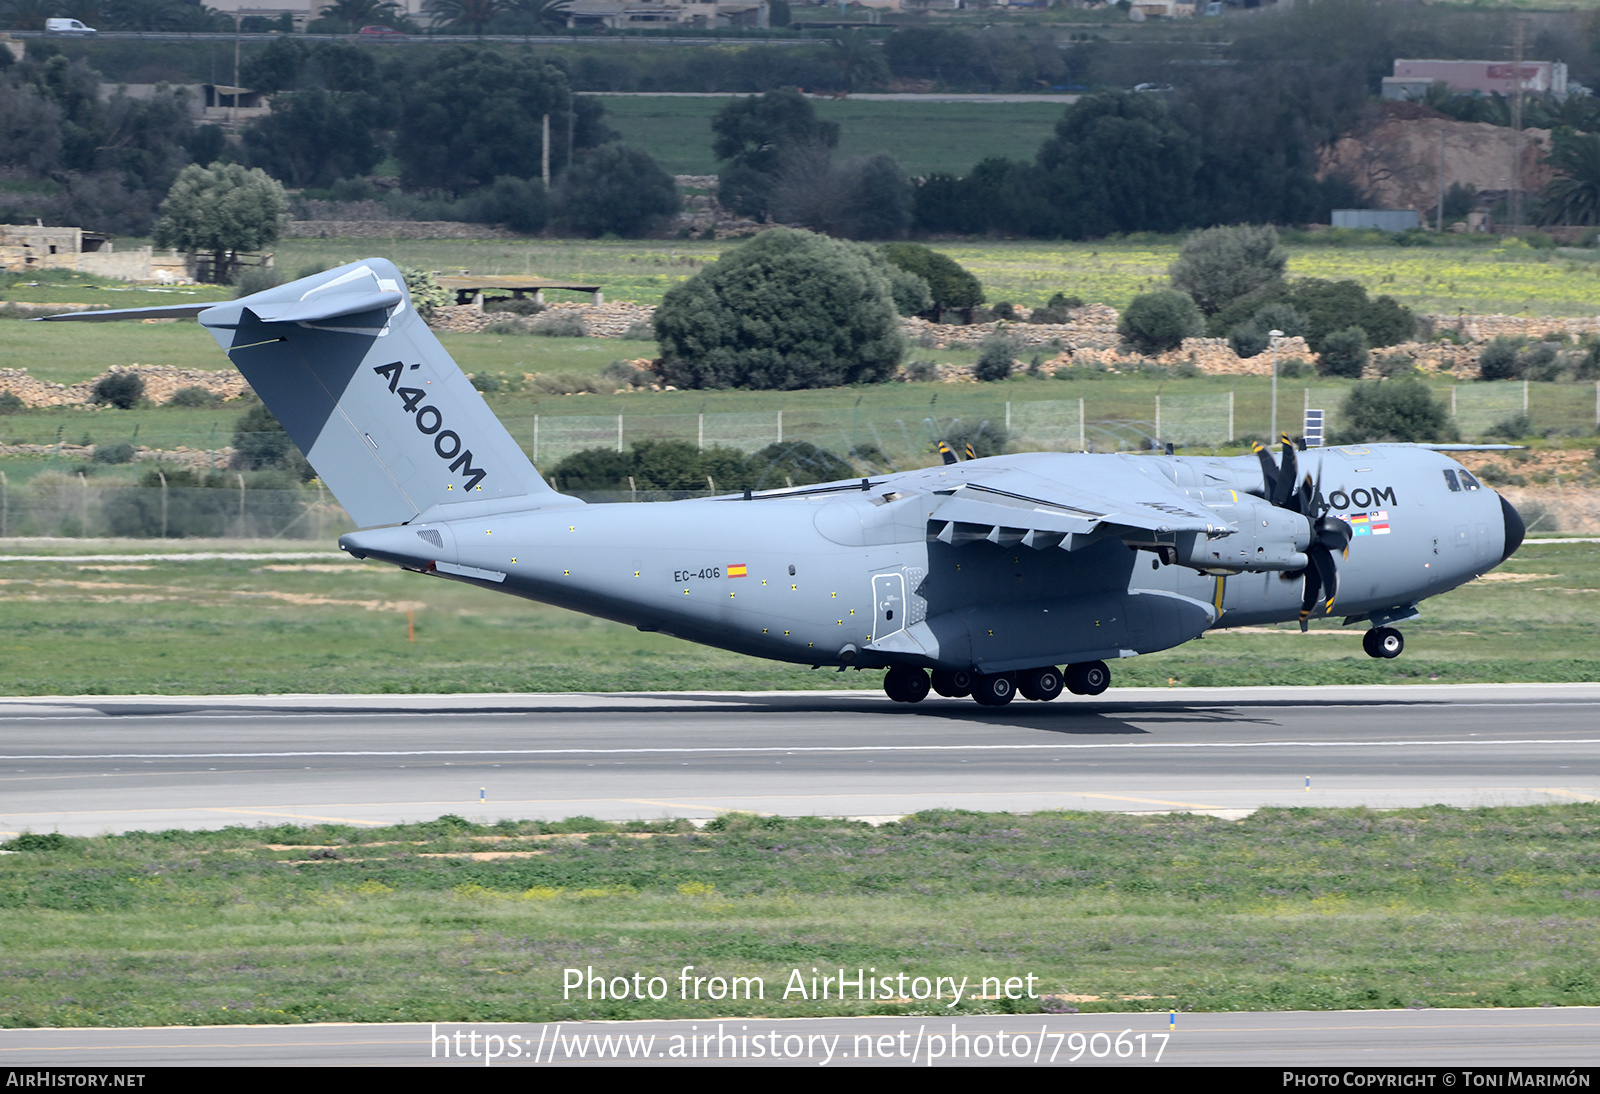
[2,683,1597,837]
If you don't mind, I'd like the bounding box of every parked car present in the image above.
[357,24,405,36]
[45,17,96,34]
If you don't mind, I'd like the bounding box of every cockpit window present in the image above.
[1458,470,1481,491]
[1443,469,1461,492]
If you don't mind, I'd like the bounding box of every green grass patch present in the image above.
[0,538,1591,695]
[600,95,1070,177]
[3,804,1599,1026]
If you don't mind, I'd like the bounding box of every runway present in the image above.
[3,683,1598,836]
[5,1009,1599,1067]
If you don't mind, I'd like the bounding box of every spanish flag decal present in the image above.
[727,564,748,578]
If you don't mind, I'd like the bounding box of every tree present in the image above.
[1336,377,1456,444]
[396,50,586,195]
[243,90,383,189]
[1283,279,1414,353]
[231,401,307,474]
[91,372,144,409]
[653,228,905,391]
[1029,92,1200,239]
[317,0,402,33]
[152,163,287,284]
[1479,336,1523,382]
[1538,130,1600,227]
[1118,290,1204,355]
[712,88,839,221]
[552,144,678,238]
[1169,225,1287,317]
[880,243,983,319]
[974,334,1016,382]
[1317,325,1369,379]
[421,0,507,34]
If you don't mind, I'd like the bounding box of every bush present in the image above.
[0,391,24,414]
[402,268,451,321]
[484,297,545,317]
[1229,321,1270,359]
[233,266,283,298]
[1478,336,1523,381]
[1118,290,1203,355]
[1169,224,1287,317]
[600,360,651,388]
[939,418,1009,459]
[1335,377,1457,444]
[91,373,145,409]
[167,386,223,408]
[231,402,311,478]
[1318,326,1370,379]
[531,312,587,338]
[1027,293,1082,324]
[469,373,505,395]
[552,144,679,238]
[879,243,983,319]
[974,334,1017,382]
[621,321,655,342]
[655,228,905,391]
[92,442,135,464]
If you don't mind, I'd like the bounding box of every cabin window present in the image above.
[1458,470,1481,491]
[1442,469,1461,492]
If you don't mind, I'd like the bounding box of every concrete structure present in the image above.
[1,225,191,282]
[1382,59,1570,102]
[1332,209,1422,232]
[565,0,768,28]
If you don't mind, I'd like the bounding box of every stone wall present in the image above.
[287,220,521,239]
[0,365,248,408]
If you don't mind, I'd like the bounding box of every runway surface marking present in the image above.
[7,737,1600,761]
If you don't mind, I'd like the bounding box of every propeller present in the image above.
[1256,436,1353,630]
[937,440,959,465]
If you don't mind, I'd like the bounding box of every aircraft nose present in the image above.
[1499,493,1525,562]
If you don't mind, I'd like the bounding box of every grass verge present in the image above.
[3,805,1598,1027]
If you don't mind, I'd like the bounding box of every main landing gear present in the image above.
[1362,626,1404,659]
[884,661,1111,705]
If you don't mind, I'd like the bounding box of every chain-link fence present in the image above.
[0,479,353,539]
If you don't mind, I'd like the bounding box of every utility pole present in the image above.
[1509,17,1528,234]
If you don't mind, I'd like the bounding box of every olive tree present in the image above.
[653,228,905,390]
[1168,224,1287,317]
[153,163,288,284]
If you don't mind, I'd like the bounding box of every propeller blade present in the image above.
[1310,544,1340,616]
[1254,442,1280,500]
[1298,561,1322,632]
[1272,439,1299,509]
[937,440,958,466]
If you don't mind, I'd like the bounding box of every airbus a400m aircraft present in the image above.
[44,259,1526,706]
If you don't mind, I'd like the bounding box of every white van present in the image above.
[44,18,97,34]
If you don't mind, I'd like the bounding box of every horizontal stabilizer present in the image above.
[35,303,213,323]
[244,291,403,325]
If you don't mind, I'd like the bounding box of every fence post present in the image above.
[1451,385,1457,419]
[1,470,6,538]
[78,471,88,538]
[237,472,246,538]
[777,409,783,444]
[1154,394,1161,444]
[159,471,168,540]
[1079,398,1085,451]
[1005,401,1011,431]
[617,413,623,454]
[698,413,704,451]
[1523,379,1529,415]
[1228,391,1235,443]
[533,414,539,462]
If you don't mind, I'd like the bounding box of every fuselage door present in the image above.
[872,572,907,642]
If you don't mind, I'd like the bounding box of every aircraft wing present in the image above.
[923,463,1224,551]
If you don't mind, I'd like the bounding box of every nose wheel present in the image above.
[1363,626,1404,659]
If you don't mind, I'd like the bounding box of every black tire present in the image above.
[884,665,930,703]
[931,669,973,698]
[970,672,1016,707]
[1371,626,1404,659]
[1018,665,1064,702]
[1362,628,1383,659]
[1067,660,1110,696]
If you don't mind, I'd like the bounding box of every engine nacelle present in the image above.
[1126,496,1310,573]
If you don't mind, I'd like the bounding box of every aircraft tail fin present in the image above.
[44,260,573,528]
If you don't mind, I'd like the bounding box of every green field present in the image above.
[9,237,1596,320]
[4,804,1599,1027]
[0,536,1591,696]
[599,95,1071,177]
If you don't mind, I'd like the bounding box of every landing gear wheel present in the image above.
[1363,626,1404,659]
[970,672,1017,707]
[931,669,973,698]
[1018,665,1064,702]
[883,665,931,703]
[1065,660,1111,696]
